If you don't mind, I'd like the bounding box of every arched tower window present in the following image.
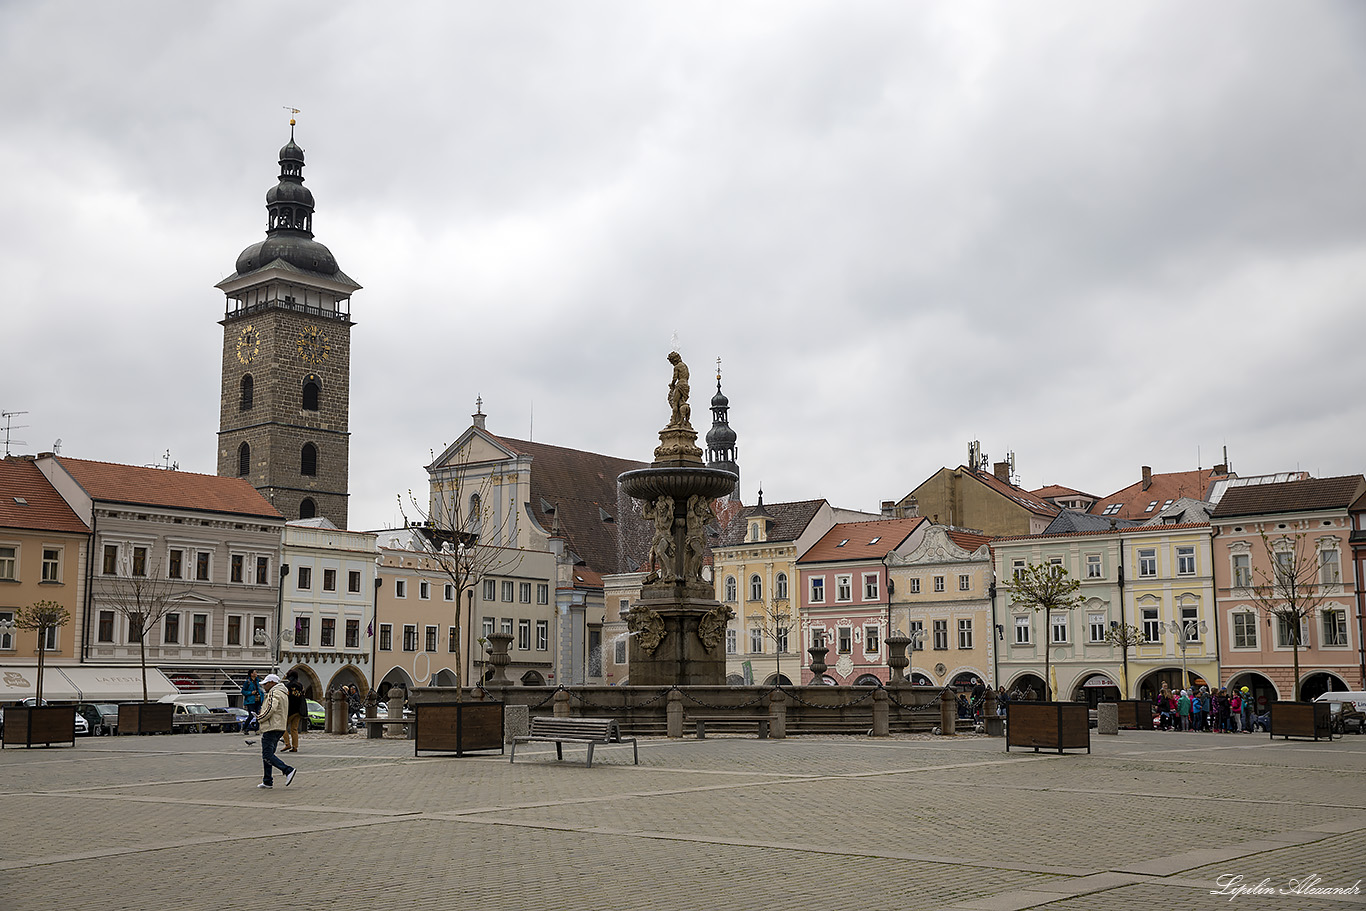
[240,375,254,411]
[299,498,316,520]
[237,442,250,477]
[301,443,318,477]
[302,376,320,411]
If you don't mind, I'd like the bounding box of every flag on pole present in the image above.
[366,621,373,637]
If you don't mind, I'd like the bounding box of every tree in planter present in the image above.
[1246,531,1340,702]
[1104,622,1144,698]
[98,558,186,703]
[15,600,71,703]
[1004,562,1085,702]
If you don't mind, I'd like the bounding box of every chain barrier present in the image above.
[674,687,774,710]
[777,685,881,710]
[562,685,673,710]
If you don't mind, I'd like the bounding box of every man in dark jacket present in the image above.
[283,671,306,753]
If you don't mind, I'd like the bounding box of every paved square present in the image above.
[2,728,1363,910]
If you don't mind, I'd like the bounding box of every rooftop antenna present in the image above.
[52,438,62,454]
[1,410,29,457]
[149,449,179,471]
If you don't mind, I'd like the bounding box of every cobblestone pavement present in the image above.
[2,728,1363,910]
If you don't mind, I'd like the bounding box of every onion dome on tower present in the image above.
[705,359,740,485]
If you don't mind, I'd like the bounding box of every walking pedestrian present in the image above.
[240,669,263,725]
[1178,689,1192,731]
[283,671,306,752]
[254,674,296,789]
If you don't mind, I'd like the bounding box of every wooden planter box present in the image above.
[1116,700,1154,730]
[1007,702,1091,754]
[2,705,77,748]
[118,702,174,735]
[1269,702,1333,742]
[414,702,505,757]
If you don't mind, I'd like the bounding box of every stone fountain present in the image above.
[618,352,738,686]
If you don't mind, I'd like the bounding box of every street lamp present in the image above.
[255,626,293,674]
[1167,618,1208,691]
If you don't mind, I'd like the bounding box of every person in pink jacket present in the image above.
[254,674,297,789]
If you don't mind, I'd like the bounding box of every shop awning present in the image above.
[0,665,79,701]
[57,666,179,702]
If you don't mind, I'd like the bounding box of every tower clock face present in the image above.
[296,326,330,364]
[236,325,260,364]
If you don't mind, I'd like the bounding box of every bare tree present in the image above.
[14,600,70,703]
[1246,531,1340,702]
[1004,562,1085,702]
[98,559,186,703]
[753,597,793,686]
[1104,622,1144,698]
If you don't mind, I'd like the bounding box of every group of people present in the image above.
[1152,683,1261,732]
[240,668,309,789]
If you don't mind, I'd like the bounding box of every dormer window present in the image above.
[868,536,881,545]
[837,539,849,547]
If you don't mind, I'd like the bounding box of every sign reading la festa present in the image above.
[1210,874,1362,900]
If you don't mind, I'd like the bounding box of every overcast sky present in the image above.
[3,3,1364,530]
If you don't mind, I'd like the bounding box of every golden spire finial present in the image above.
[283,105,300,128]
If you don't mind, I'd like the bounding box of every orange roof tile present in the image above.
[1090,468,1228,522]
[799,517,925,563]
[57,457,282,520]
[0,459,90,535]
[945,529,992,552]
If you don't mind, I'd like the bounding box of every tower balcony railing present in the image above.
[225,297,351,323]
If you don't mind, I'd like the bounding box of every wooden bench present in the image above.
[688,715,771,739]
[510,717,638,768]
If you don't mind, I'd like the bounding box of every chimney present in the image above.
[1141,466,1152,491]
[881,500,895,517]
[994,461,1011,483]
[905,495,918,518]
[1213,463,1227,476]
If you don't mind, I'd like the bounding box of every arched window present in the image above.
[775,573,788,600]
[299,498,316,520]
[724,576,737,602]
[301,443,318,477]
[749,574,763,601]
[239,375,254,411]
[237,442,250,477]
[302,376,320,411]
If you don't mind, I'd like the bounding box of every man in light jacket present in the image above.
[255,674,296,789]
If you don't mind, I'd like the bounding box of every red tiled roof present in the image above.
[1089,468,1228,522]
[56,457,282,520]
[799,517,925,563]
[1031,484,1098,500]
[992,521,1212,543]
[0,459,90,534]
[1212,475,1366,518]
[945,529,992,552]
[569,567,604,589]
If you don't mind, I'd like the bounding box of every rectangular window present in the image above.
[102,544,118,576]
[0,611,11,650]
[537,583,549,604]
[519,582,532,603]
[836,575,852,601]
[346,619,360,649]
[43,626,56,651]
[1177,546,1196,575]
[1320,549,1341,585]
[775,627,789,654]
[483,580,496,601]
[252,616,267,646]
[518,619,531,650]
[444,583,454,601]
[615,637,627,664]
[863,573,879,601]
[810,577,825,603]
[195,551,210,581]
[482,617,495,639]
[536,620,548,651]
[425,625,438,652]
[908,577,920,594]
[1089,612,1106,643]
[500,617,513,636]
[297,566,312,590]
[864,625,879,654]
[1232,553,1252,588]
[501,581,515,602]
[958,574,971,592]
[295,616,311,647]
[321,618,336,648]
[325,569,338,592]
[958,618,973,650]
[1233,612,1257,648]
[132,546,147,577]
[226,615,241,646]
[1012,559,1025,579]
[1014,615,1031,645]
[933,619,949,650]
[231,554,245,583]
[1048,557,1063,576]
[837,627,852,654]
[1138,548,1156,577]
[256,556,269,585]
[98,610,115,643]
[812,629,826,649]
[1086,554,1102,579]
[349,570,362,593]
[1323,610,1348,646]
[749,628,763,653]
[191,614,207,645]
[933,575,945,593]
[726,628,737,654]
[1180,606,1200,641]
[1277,615,1306,648]
[419,580,429,600]
[379,623,392,651]
[395,579,406,598]
[1142,608,1161,643]
[163,613,180,644]
[171,549,185,580]
[1050,614,1068,644]
[449,626,458,652]
[41,548,60,582]
[909,620,924,650]
[403,624,418,651]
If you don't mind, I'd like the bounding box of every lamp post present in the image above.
[1167,618,1208,691]
[0,617,15,647]
[907,627,926,682]
[255,626,293,675]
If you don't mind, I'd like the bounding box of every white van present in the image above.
[159,691,230,710]
[1314,691,1366,733]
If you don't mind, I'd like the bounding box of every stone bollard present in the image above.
[365,691,380,739]
[329,688,348,734]
[940,686,957,736]
[768,688,787,739]
[385,686,406,738]
[666,689,683,738]
[553,688,571,717]
[872,688,889,737]
[504,704,529,744]
[983,687,1004,737]
[1097,702,1119,735]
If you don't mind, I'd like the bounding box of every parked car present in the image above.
[75,703,112,735]
[73,713,89,736]
[306,700,325,730]
[217,707,255,733]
